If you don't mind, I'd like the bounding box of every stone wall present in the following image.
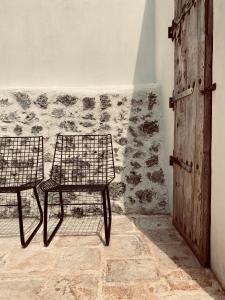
[0,86,169,215]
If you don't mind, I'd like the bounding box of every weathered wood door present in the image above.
[169,0,213,266]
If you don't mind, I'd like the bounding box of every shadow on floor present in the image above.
[127,214,225,298]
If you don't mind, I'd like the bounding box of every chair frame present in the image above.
[0,136,44,248]
[40,134,115,246]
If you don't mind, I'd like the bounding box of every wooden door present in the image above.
[169,0,213,266]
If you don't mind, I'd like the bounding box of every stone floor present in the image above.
[0,214,224,299]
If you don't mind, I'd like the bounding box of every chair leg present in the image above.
[17,188,43,248]
[43,191,64,247]
[106,186,112,243]
[102,188,111,246]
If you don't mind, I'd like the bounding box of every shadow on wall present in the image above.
[133,0,155,85]
[118,0,168,214]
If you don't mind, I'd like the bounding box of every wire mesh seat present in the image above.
[39,134,115,246]
[0,136,44,247]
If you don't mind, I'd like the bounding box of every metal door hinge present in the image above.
[168,26,174,39]
[169,97,174,109]
[200,83,216,94]
[170,155,192,173]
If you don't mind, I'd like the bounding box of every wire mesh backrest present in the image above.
[51,135,115,185]
[0,137,44,188]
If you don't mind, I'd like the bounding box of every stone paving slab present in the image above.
[0,274,99,300]
[0,215,224,299]
[102,235,150,258]
[105,259,159,282]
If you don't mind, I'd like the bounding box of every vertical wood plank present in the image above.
[172,0,212,266]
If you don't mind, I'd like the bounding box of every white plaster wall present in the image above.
[0,0,155,87]
[211,0,225,288]
[155,0,174,211]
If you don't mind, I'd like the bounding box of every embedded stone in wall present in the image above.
[128,126,138,138]
[135,189,155,203]
[147,169,165,185]
[114,166,125,174]
[0,98,10,106]
[110,182,126,200]
[82,114,95,120]
[149,142,160,153]
[56,94,78,106]
[146,155,159,168]
[126,172,142,186]
[129,116,139,123]
[31,125,43,134]
[133,139,143,147]
[148,92,157,110]
[138,120,159,137]
[0,112,18,123]
[44,152,53,163]
[133,151,145,159]
[116,137,128,146]
[21,112,37,125]
[59,120,77,132]
[35,94,48,109]
[100,112,110,122]
[80,122,94,128]
[130,161,141,169]
[99,124,111,131]
[51,108,65,118]
[14,92,31,109]
[13,125,23,136]
[131,98,143,107]
[83,97,95,110]
[100,95,111,110]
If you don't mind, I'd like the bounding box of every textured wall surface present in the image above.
[0,0,155,87]
[0,86,169,215]
[211,0,225,288]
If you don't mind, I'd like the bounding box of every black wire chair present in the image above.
[40,134,115,246]
[0,136,44,247]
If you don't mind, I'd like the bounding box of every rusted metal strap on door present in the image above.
[169,87,194,109]
[168,0,197,40]
[200,83,216,94]
[170,156,192,173]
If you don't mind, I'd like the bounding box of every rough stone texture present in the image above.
[147,168,165,184]
[31,125,43,134]
[35,94,48,109]
[0,87,168,214]
[56,94,78,106]
[100,111,110,122]
[59,120,77,132]
[14,92,31,109]
[105,259,159,282]
[13,125,23,135]
[0,215,224,299]
[83,97,95,110]
[51,108,65,118]
[135,189,155,203]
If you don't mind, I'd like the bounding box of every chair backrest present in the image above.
[0,136,44,188]
[51,135,115,185]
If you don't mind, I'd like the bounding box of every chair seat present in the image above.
[0,180,42,193]
[39,178,107,192]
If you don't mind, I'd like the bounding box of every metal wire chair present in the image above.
[40,134,115,246]
[0,136,44,247]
